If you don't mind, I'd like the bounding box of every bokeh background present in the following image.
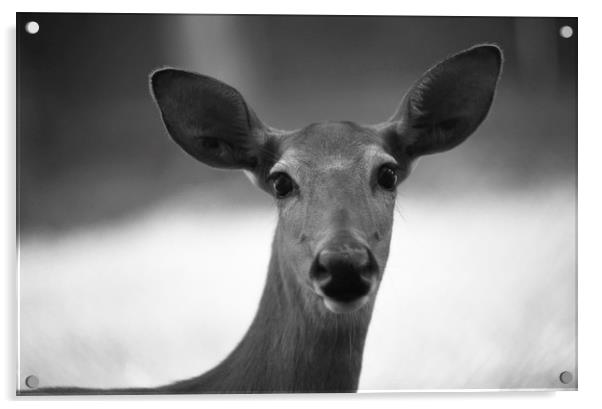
[17,14,577,391]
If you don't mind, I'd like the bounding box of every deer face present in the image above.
[265,122,401,314]
[150,44,502,314]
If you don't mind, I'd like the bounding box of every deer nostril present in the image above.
[312,262,332,286]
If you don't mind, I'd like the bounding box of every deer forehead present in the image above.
[270,145,396,181]
[270,122,395,179]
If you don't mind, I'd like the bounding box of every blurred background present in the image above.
[17,14,577,390]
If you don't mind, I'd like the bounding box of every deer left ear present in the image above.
[150,68,271,170]
[385,44,503,159]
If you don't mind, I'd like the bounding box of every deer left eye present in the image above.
[377,165,398,191]
[270,172,296,198]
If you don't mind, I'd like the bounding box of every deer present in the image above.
[20,44,502,395]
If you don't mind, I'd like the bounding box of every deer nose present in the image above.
[317,247,371,275]
[311,245,377,305]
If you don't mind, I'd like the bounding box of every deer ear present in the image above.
[386,44,502,159]
[150,68,269,170]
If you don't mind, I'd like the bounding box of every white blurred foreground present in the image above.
[18,184,576,391]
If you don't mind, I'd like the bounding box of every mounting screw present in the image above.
[559,25,573,39]
[25,375,39,389]
[25,21,40,35]
[559,371,573,384]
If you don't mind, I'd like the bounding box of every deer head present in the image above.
[150,45,502,316]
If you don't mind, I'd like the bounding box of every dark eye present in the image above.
[377,165,398,191]
[270,173,296,198]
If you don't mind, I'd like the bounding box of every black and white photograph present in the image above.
[16,13,577,395]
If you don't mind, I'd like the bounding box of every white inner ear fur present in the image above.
[243,170,260,188]
[410,157,420,173]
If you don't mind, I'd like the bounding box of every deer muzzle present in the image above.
[310,242,379,313]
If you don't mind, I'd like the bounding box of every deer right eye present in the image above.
[377,165,398,191]
[270,173,296,199]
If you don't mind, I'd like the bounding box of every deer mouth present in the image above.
[321,294,371,314]
[316,276,373,313]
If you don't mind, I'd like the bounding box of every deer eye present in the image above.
[270,172,296,199]
[377,165,398,191]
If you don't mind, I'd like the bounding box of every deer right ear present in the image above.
[150,68,270,170]
[384,44,503,160]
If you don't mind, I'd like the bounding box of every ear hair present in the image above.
[149,67,270,170]
[384,44,503,160]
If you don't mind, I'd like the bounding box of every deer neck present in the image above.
[178,232,376,393]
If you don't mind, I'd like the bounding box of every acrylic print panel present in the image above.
[17,13,577,394]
